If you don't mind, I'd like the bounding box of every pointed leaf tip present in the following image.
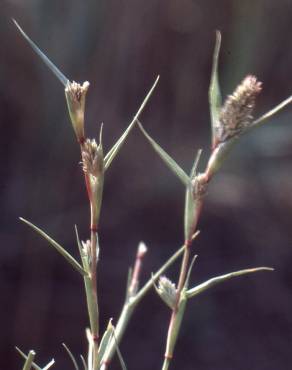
[13,19,69,86]
[209,29,222,147]
[62,343,79,370]
[138,121,190,186]
[104,76,159,170]
[186,266,274,299]
[19,217,87,276]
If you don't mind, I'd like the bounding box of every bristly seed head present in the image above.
[82,138,104,178]
[65,81,90,143]
[82,138,104,226]
[215,75,262,144]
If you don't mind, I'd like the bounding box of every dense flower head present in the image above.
[82,138,103,178]
[65,81,90,143]
[216,75,262,143]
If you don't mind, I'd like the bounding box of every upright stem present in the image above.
[100,301,136,370]
[83,271,99,370]
[176,242,191,295]
[99,242,187,369]
[161,243,190,370]
[162,202,203,370]
[81,140,100,370]
[162,297,187,370]
[90,228,99,370]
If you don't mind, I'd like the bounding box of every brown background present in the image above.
[1,1,292,369]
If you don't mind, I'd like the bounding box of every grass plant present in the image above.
[13,20,292,370]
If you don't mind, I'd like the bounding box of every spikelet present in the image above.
[215,75,262,144]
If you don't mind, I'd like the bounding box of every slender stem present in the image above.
[79,141,100,370]
[100,244,146,369]
[161,199,204,369]
[91,230,99,370]
[162,298,187,370]
[100,243,188,369]
[22,350,35,370]
[128,243,147,297]
[100,302,135,370]
[176,243,191,295]
[161,246,190,370]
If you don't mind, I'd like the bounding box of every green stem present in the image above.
[22,350,35,370]
[161,246,190,370]
[100,302,135,369]
[100,243,188,369]
[161,192,204,369]
[80,138,101,370]
[83,272,99,370]
[162,297,187,370]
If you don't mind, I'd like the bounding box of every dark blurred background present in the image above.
[1,0,292,369]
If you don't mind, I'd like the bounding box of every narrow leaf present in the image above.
[13,19,69,86]
[74,225,84,260]
[184,255,198,290]
[251,94,292,128]
[20,218,87,276]
[112,327,128,370]
[62,343,79,370]
[98,320,114,367]
[42,360,55,370]
[16,347,41,370]
[104,76,160,170]
[209,30,222,147]
[16,347,55,370]
[22,350,35,370]
[186,267,273,299]
[80,355,87,370]
[138,122,189,186]
[189,149,202,179]
[184,150,202,241]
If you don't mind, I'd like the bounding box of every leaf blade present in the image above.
[13,19,69,86]
[251,94,292,128]
[138,121,189,186]
[20,217,87,276]
[184,149,202,241]
[62,343,79,370]
[104,76,160,169]
[186,267,273,299]
[98,320,114,368]
[209,30,222,147]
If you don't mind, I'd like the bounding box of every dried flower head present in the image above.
[215,75,262,144]
[82,138,104,178]
[82,138,104,226]
[65,81,90,143]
